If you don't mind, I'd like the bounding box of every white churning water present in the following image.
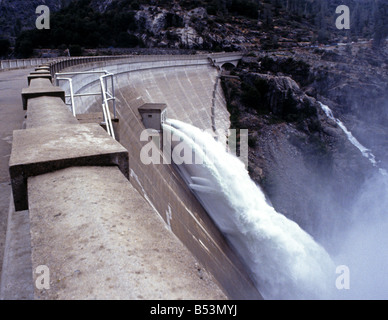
[163,119,336,299]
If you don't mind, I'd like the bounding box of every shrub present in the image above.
[69,44,83,56]
[15,38,33,58]
[0,39,10,56]
[230,0,259,19]
[241,77,270,114]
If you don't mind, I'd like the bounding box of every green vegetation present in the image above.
[15,0,143,57]
[0,39,11,57]
[260,56,310,87]
[220,77,241,129]
[177,0,259,18]
[241,78,270,115]
[373,1,388,49]
[11,0,388,57]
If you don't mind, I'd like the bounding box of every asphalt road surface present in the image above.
[0,68,32,299]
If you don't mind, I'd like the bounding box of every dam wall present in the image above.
[53,53,263,299]
[0,56,123,72]
[3,60,228,299]
[0,58,55,71]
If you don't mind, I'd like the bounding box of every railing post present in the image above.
[100,76,115,140]
[111,74,116,118]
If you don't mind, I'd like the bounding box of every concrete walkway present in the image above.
[28,166,226,299]
[0,68,33,299]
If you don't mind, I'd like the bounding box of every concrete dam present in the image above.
[1,53,265,299]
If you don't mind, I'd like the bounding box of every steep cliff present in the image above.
[222,43,388,249]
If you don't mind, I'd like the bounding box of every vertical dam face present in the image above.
[62,55,262,299]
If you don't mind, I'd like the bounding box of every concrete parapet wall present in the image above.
[9,123,129,211]
[21,78,65,110]
[0,56,129,73]
[1,52,242,73]
[26,96,79,128]
[0,58,55,71]
[6,62,227,299]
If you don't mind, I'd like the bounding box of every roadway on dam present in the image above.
[0,67,34,299]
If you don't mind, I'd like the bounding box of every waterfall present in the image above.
[318,102,388,299]
[319,102,387,176]
[162,119,336,300]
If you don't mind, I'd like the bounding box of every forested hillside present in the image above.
[1,0,387,58]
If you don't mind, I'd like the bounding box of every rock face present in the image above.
[131,5,206,49]
[221,46,387,249]
[130,4,256,51]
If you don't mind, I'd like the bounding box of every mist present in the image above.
[163,115,388,299]
[331,171,388,299]
[317,101,388,299]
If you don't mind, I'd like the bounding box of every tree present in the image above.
[0,39,10,56]
[116,32,140,48]
[373,0,388,49]
[16,38,34,58]
[69,44,83,56]
[230,0,259,19]
[261,3,273,29]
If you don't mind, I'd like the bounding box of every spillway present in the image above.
[163,119,336,299]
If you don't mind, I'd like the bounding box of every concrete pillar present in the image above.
[9,123,129,211]
[21,78,65,110]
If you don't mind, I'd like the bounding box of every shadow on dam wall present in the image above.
[60,56,263,300]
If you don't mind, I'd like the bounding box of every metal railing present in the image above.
[0,57,56,71]
[55,77,76,116]
[55,70,116,139]
[100,73,115,139]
